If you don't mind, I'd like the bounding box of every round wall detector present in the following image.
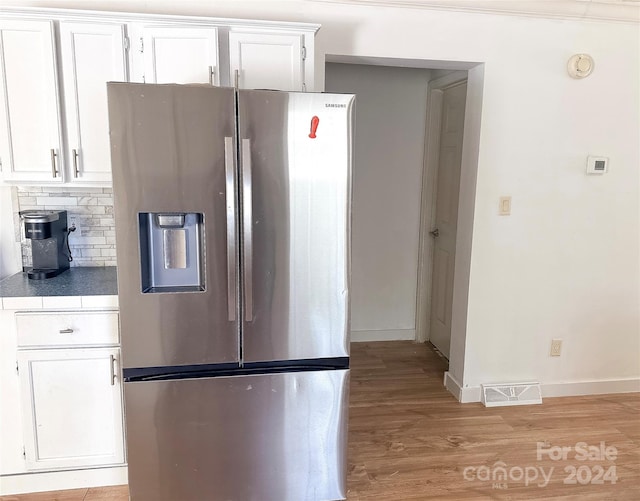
[567,54,594,79]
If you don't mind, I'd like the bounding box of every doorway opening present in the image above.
[325,57,484,399]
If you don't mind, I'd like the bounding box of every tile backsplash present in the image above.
[15,186,117,268]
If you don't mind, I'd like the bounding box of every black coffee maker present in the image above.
[20,210,71,279]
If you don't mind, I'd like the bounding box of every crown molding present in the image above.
[0,6,322,32]
[308,0,640,23]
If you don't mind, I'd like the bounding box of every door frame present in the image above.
[324,56,485,400]
[415,71,468,345]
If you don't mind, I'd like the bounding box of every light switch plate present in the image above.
[499,196,511,216]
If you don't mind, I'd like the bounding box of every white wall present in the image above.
[326,63,431,342]
[0,188,20,279]
[4,0,640,398]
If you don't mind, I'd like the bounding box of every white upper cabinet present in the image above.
[0,9,318,186]
[229,31,304,91]
[0,20,63,183]
[59,22,127,184]
[141,26,219,84]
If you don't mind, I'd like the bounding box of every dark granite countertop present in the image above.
[0,267,118,298]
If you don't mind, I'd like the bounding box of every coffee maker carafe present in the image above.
[20,210,71,279]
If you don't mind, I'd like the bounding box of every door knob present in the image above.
[429,228,440,238]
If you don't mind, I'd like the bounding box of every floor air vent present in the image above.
[481,382,542,407]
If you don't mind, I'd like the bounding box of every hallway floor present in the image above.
[2,341,639,500]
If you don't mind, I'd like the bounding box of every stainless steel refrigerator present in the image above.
[107,82,354,501]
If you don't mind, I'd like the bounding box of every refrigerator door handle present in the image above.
[225,136,237,321]
[241,138,253,322]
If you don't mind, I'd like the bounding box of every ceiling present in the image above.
[309,0,640,22]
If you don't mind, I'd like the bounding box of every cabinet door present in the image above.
[229,31,304,91]
[18,347,125,470]
[142,26,218,84]
[59,22,127,184]
[0,20,63,182]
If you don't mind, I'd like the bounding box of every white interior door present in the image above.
[59,22,127,183]
[429,81,467,358]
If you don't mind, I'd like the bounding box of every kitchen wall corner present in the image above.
[0,186,21,279]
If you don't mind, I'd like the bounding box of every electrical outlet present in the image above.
[550,339,562,357]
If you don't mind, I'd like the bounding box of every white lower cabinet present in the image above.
[17,347,125,471]
[0,306,125,478]
[0,301,127,495]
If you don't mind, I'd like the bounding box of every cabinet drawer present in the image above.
[16,311,119,347]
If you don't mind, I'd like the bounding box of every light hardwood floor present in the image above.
[2,341,638,500]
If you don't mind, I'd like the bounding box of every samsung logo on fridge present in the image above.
[325,103,347,108]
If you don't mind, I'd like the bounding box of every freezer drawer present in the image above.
[124,369,349,501]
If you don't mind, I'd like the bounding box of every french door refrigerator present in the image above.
[107,82,354,501]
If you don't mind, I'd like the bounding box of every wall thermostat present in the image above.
[586,156,608,175]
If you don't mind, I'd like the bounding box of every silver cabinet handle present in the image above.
[110,354,117,386]
[224,136,236,321]
[234,69,239,89]
[59,328,74,334]
[208,65,215,85]
[241,138,253,322]
[50,149,58,178]
[72,149,79,178]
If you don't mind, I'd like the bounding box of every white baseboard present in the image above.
[541,378,640,398]
[444,375,640,404]
[350,329,415,342]
[443,371,481,403]
[443,371,461,400]
[0,465,128,496]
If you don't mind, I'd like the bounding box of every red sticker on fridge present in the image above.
[309,116,319,138]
